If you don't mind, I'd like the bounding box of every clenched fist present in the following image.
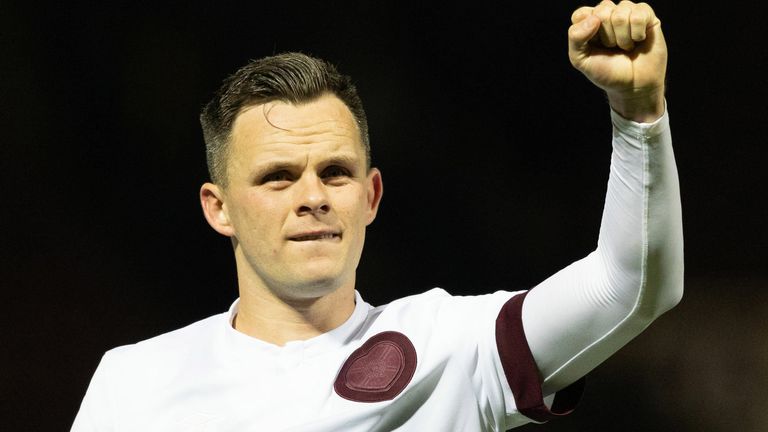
[568,1,667,122]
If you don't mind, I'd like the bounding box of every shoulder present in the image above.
[368,288,451,320]
[120,312,223,351]
[376,287,522,316]
[74,312,231,428]
[367,288,523,336]
[381,287,452,308]
[99,312,226,379]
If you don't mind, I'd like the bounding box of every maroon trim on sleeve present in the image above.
[495,291,584,423]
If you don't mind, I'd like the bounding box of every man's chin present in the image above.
[278,273,349,300]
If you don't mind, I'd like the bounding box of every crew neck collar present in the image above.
[217,291,370,367]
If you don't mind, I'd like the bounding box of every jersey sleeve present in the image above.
[516,105,683,402]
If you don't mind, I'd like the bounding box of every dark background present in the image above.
[2,1,767,431]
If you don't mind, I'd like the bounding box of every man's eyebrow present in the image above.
[251,160,297,175]
[323,154,360,168]
[251,154,360,174]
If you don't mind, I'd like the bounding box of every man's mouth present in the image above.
[289,232,341,242]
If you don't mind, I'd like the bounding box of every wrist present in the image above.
[607,87,665,123]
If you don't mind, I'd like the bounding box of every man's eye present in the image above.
[261,171,292,184]
[322,166,351,179]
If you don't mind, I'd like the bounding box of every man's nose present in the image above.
[295,175,330,216]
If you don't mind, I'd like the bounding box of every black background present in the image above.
[2,1,767,431]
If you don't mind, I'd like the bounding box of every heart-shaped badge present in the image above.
[334,331,417,402]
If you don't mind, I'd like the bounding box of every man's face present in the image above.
[208,94,382,300]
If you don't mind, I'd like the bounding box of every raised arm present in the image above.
[521,1,683,395]
[570,0,667,122]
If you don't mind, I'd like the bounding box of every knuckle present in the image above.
[594,1,611,10]
[595,8,612,20]
[612,12,629,25]
[639,2,656,16]
[571,6,593,23]
[630,13,646,26]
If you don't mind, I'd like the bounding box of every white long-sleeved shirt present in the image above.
[71,107,682,431]
[523,106,683,396]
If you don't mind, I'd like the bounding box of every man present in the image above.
[72,1,683,430]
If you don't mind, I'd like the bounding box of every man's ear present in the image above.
[365,168,383,225]
[200,182,234,237]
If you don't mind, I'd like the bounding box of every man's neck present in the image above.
[233,281,357,347]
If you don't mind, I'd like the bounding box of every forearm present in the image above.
[521,104,683,395]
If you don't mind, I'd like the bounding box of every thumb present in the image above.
[568,15,600,56]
